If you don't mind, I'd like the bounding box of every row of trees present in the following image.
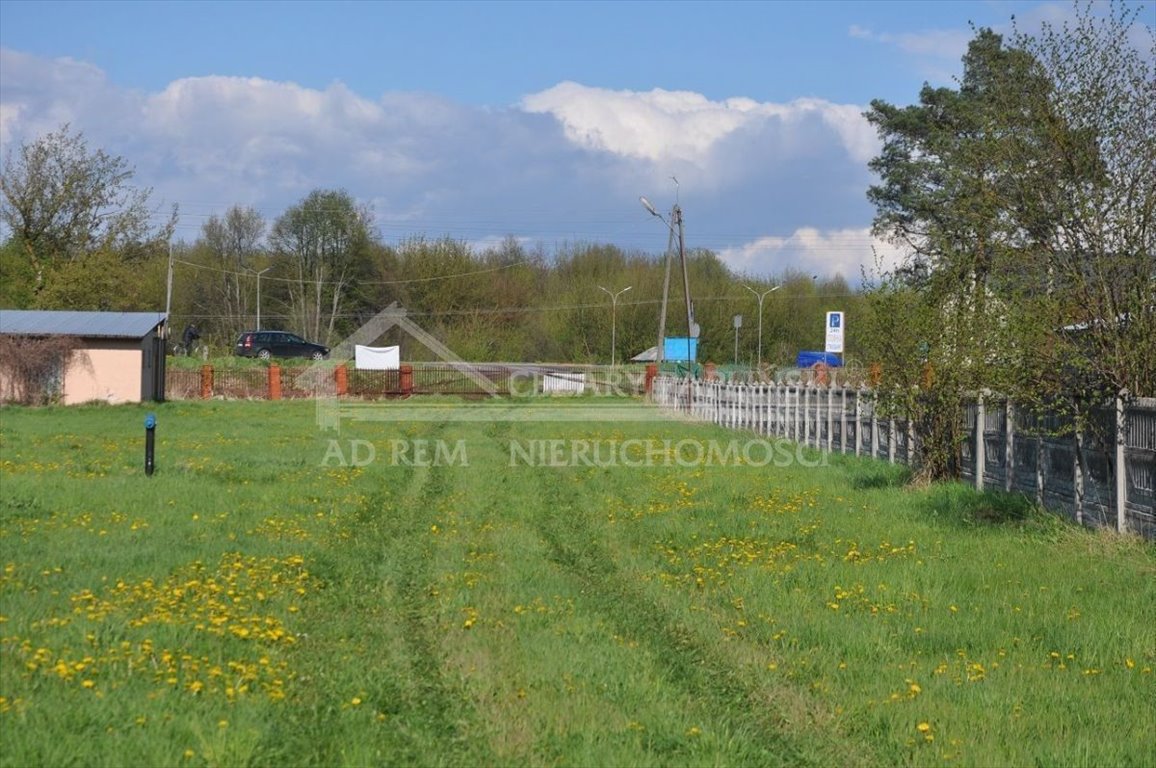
[0,127,860,366]
[859,2,1155,479]
[176,222,860,365]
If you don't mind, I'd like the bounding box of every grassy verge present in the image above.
[1,400,1152,766]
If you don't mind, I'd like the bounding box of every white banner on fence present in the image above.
[354,345,400,370]
[542,371,586,394]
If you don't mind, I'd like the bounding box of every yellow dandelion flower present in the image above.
[351,696,362,706]
[917,722,931,733]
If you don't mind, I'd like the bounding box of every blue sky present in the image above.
[1,0,1151,281]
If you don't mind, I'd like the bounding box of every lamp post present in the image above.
[642,195,696,411]
[254,267,272,330]
[640,196,695,360]
[598,285,632,366]
[743,284,780,369]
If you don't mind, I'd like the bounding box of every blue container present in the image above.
[796,351,842,368]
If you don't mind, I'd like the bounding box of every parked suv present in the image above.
[234,331,329,361]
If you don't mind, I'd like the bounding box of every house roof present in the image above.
[0,310,167,339]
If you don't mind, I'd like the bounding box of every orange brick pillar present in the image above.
[268,364,282,400]
[400,364,414,396]
[645,363,658,394]
[335,364,348,396]
[200,365,213,399]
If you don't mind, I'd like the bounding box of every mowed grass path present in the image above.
[1,400,1153,767]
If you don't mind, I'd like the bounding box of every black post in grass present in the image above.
[144,412,156,476]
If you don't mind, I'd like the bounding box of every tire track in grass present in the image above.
[511,446,832,767]
[384,421,497,765]
[287,421,494,766]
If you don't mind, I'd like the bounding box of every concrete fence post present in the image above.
[1116,390,1128,533]
[826,385,834,453]
[854,388,862,457]
[871,393,879,460]
[1036,427,1045,508]
[1074,424,1084,527]
[840,388,848,455]
[975,395,986,492]
[1005,401,1015,493]
[888,415,896,465]
[907,416,916,467]
[804,386,811,448]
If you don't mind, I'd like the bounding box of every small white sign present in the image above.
[542,372,586,394]
[354,345,400,370]
[825,311,844,354]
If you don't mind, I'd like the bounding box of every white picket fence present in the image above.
[651,375,1156,538]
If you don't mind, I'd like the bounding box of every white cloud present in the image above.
[847,25,972,60]
[718,228,908,282]
[520,82,878,172]
[0,50,880,279]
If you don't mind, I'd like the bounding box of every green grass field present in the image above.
[1,399,1153,767]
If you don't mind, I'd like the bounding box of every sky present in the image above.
[1,0,1151,282]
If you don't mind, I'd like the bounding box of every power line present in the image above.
[171,257,537,285]
[175,289,860,322]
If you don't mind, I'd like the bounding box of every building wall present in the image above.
[63,345,142,404]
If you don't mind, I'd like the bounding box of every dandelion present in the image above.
[686,726,702,737]
[351,696,363,706]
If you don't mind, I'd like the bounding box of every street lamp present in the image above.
[640,196,696,360]
[642,194,696,411]
[598,285,632,366]
[743,284,780,369]
[253,267,272,330]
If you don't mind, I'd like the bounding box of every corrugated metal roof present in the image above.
[0,310,167,339]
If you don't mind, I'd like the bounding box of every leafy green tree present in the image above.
[1007,1,1156,401]
[268,189,375,344]
[862,3,1155,480]
[0,124,175,298]
[197,206,266,337]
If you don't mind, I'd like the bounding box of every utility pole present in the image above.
[641,195,696,410]
[255,267,272,330]
[655,222,675,365]
[164,242,174,338]
[733,314,742,365]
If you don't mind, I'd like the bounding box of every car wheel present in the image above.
[311,350,325,361]
[257,349,272,360]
